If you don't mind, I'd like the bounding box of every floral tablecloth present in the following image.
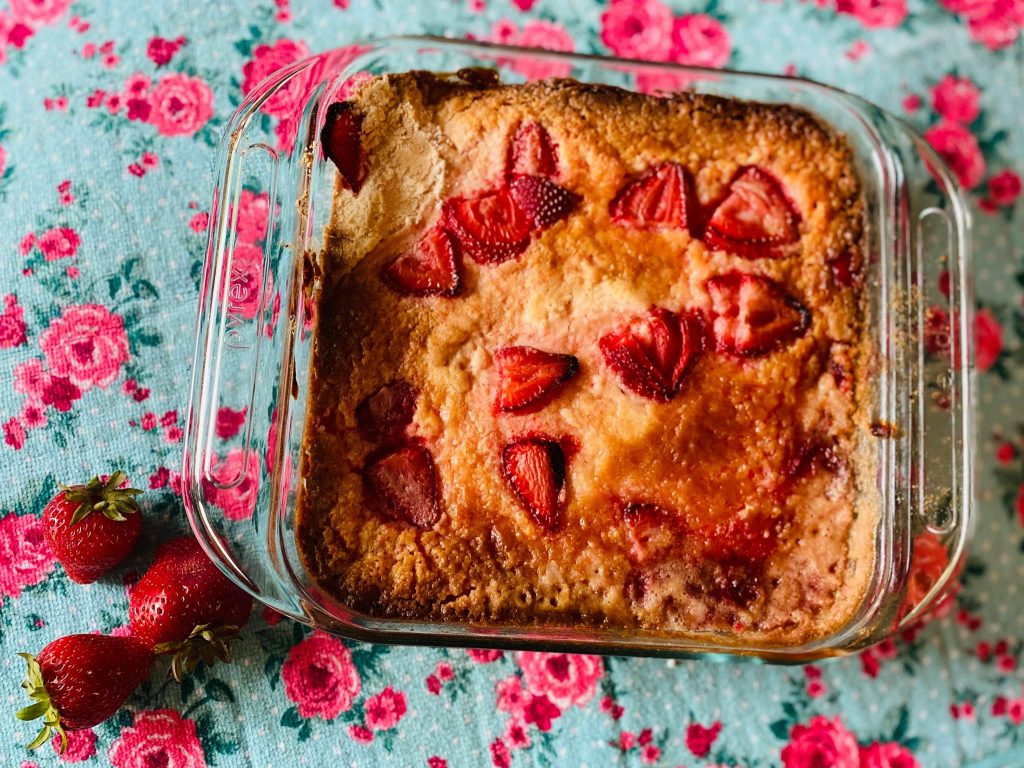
[1,0,1023,766]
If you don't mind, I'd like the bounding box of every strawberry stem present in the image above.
[15,652,67,753]
[62,470,143,526]
[154,623,241,683]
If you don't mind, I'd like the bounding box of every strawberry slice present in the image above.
[381,225,461,297]
[356,380,418,443]
[699,514,779,561]
[321,102,366,193]
[507,121,559,178]
[610,161,691,231]
[493,346,579,413]
[501,437,567,531]
[364,444,441,529]
[622,502,679,565]
[443,188,532,265]
[704,167,799,257]
[599,307,702,402]
[706,272,810,357]
[508,176,580,231]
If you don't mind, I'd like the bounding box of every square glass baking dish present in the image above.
[182,36,974,662]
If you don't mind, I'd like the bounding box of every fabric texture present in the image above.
[1,1,1022,766]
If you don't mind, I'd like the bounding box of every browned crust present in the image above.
[296,71,874,647]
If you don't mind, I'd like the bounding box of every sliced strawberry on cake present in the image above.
[321,102,366,193]
[703,166,799,258]
[364,443,442,529]
[506,121,559,178]
[381,225,462,297]
[493,346,579,413]
[706,272,810,356]
[443,188,533,265]
[610,161,692,231]
[501,437,567,531]
[599,307,703,402]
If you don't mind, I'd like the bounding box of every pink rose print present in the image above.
[202,448,260,521]
[0,512,55,603]
[781,716,860,768]
[108,710,207,768]
[282,632,361,719]
[364,686,407,730]
[504,20,574,80]
[495,674,528,715]
[0,144,6,176]
[899,532,950,619]
[685,721,722,757]
[859,742,921,768]
[51,728,96,762]
[147,74,214,137]
[224,243,268,320]
[522,694,560,732]
[600,0,674,61]
[835,0,908,28]
[467,648,503,663]
[14,358,48,397]
[942,0,1023,49]
[9,0,72,26]
[931,75,981,124]
[241,39,312,119]
[235,189,271,245]
[3,417,25,449]
[146,35,185,68]
[348,724,373,743]
[670,14,732,68]
[924,121,986,189]
[39,304,129,390]
[0,294,27,348]
[36,226,80,260]
[975,308,1003,371]
[988,169,1022,206]
[513,652,602,708]
[503,718,531,749]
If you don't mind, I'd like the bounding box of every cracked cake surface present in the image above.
[295,70,877,646]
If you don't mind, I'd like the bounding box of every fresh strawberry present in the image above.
[507,121,559,178]
[364,443,442,529]
[501,437,567,531]
[129,536,252,682]
[42,471,143,584]
[321,101,365,193]
[599,307,702,402]
[622,502,679,565]
[493,345,579,413]
[508,176,580,230]
[16,634,151,751]
[703,166,799,257]
[356,380,418,443]
[443,188,532,265]
[382,225,461,297]
[705,272,810,356]
[610,161,691,231]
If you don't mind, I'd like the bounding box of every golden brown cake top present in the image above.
[298,71,872,645]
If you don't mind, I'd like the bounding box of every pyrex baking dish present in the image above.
[182,36,974,661]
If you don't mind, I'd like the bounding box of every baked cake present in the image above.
[296,69,875,646]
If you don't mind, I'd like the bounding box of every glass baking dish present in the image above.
[182,36,974,661]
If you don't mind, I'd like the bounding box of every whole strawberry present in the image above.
[129,536,252,681]
[43,471,143,584]
[16,634,151,752]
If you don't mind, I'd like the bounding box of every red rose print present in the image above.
[348,724,373,743]
[0,512,55,603]
[859,741,921,768]
[223,242,269,320]
[467,648,503,663]
[3,417,25,449]
[235,189,271,245]
[503,718,531,749]
[281,632,361,719]
[0,294,27,348]
[51,727,96,762]
[641,744,661,764]
[924,121,986,189]
[513,652,603,708]
[147,73,213,137]
[364,686,407,730]
[685,721,722,757]
[425,674,441,694]
[215,406,247,439]
[899,532,950,619]
[241,39,312,119]
[860,648,881,677]
[931,75,981,124]
[427,758,448,768]
[490,738,511,768]
[988,169,1022,206]
[975,308,1003,371]
[781,716,859,768]
[835,0,908,28]
[202,448,261,521]
[9,0,72,26]
[36,226,80,260]
[670,14,731,68]
[40,375,81,412]
[600,0,674,61]
[522,693,560,731]
[146,35,184,67]
[108,710,206,768]
[39,303,129,390]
